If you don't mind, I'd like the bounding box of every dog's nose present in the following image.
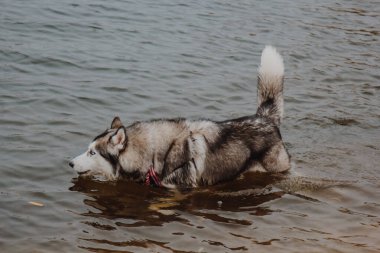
[69,161,74,168]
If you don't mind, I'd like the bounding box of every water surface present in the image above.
[1,0,380,252]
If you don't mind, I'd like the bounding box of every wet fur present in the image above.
[70,46,291,187]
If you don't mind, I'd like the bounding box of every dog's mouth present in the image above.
[77,170,90,176]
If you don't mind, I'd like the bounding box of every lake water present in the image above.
[1,0,379,252]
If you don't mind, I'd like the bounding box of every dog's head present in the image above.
[69,117,127,180]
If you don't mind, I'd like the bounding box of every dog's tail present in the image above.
[256,46,284,126]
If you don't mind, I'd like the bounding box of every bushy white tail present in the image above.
[257,46,285,125]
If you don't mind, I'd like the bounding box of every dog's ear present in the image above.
[111,116,123,129]
[110,126,127,150]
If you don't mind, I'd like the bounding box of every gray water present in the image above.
[1,0,380,252]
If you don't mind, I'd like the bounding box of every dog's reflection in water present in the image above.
[70,169,353,223]
[69,172,290,225]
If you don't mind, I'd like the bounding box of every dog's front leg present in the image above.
[161,133,207,188]
[161,161,198,188]
[161,135,191,178]
[152,153,165,175]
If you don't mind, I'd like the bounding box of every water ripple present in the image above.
[1,0,380,252]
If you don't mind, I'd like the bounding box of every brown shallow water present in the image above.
[1,0,380,252]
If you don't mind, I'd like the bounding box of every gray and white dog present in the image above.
[69,46,291,188]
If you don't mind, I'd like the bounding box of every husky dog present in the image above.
[69,46,291,188]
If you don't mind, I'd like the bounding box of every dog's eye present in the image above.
[89,150,96,156]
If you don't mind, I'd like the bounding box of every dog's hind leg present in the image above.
[261,142,291,173]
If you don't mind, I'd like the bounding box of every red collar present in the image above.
[145,165,161,187]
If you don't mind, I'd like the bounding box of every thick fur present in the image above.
[70,46,291,188]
